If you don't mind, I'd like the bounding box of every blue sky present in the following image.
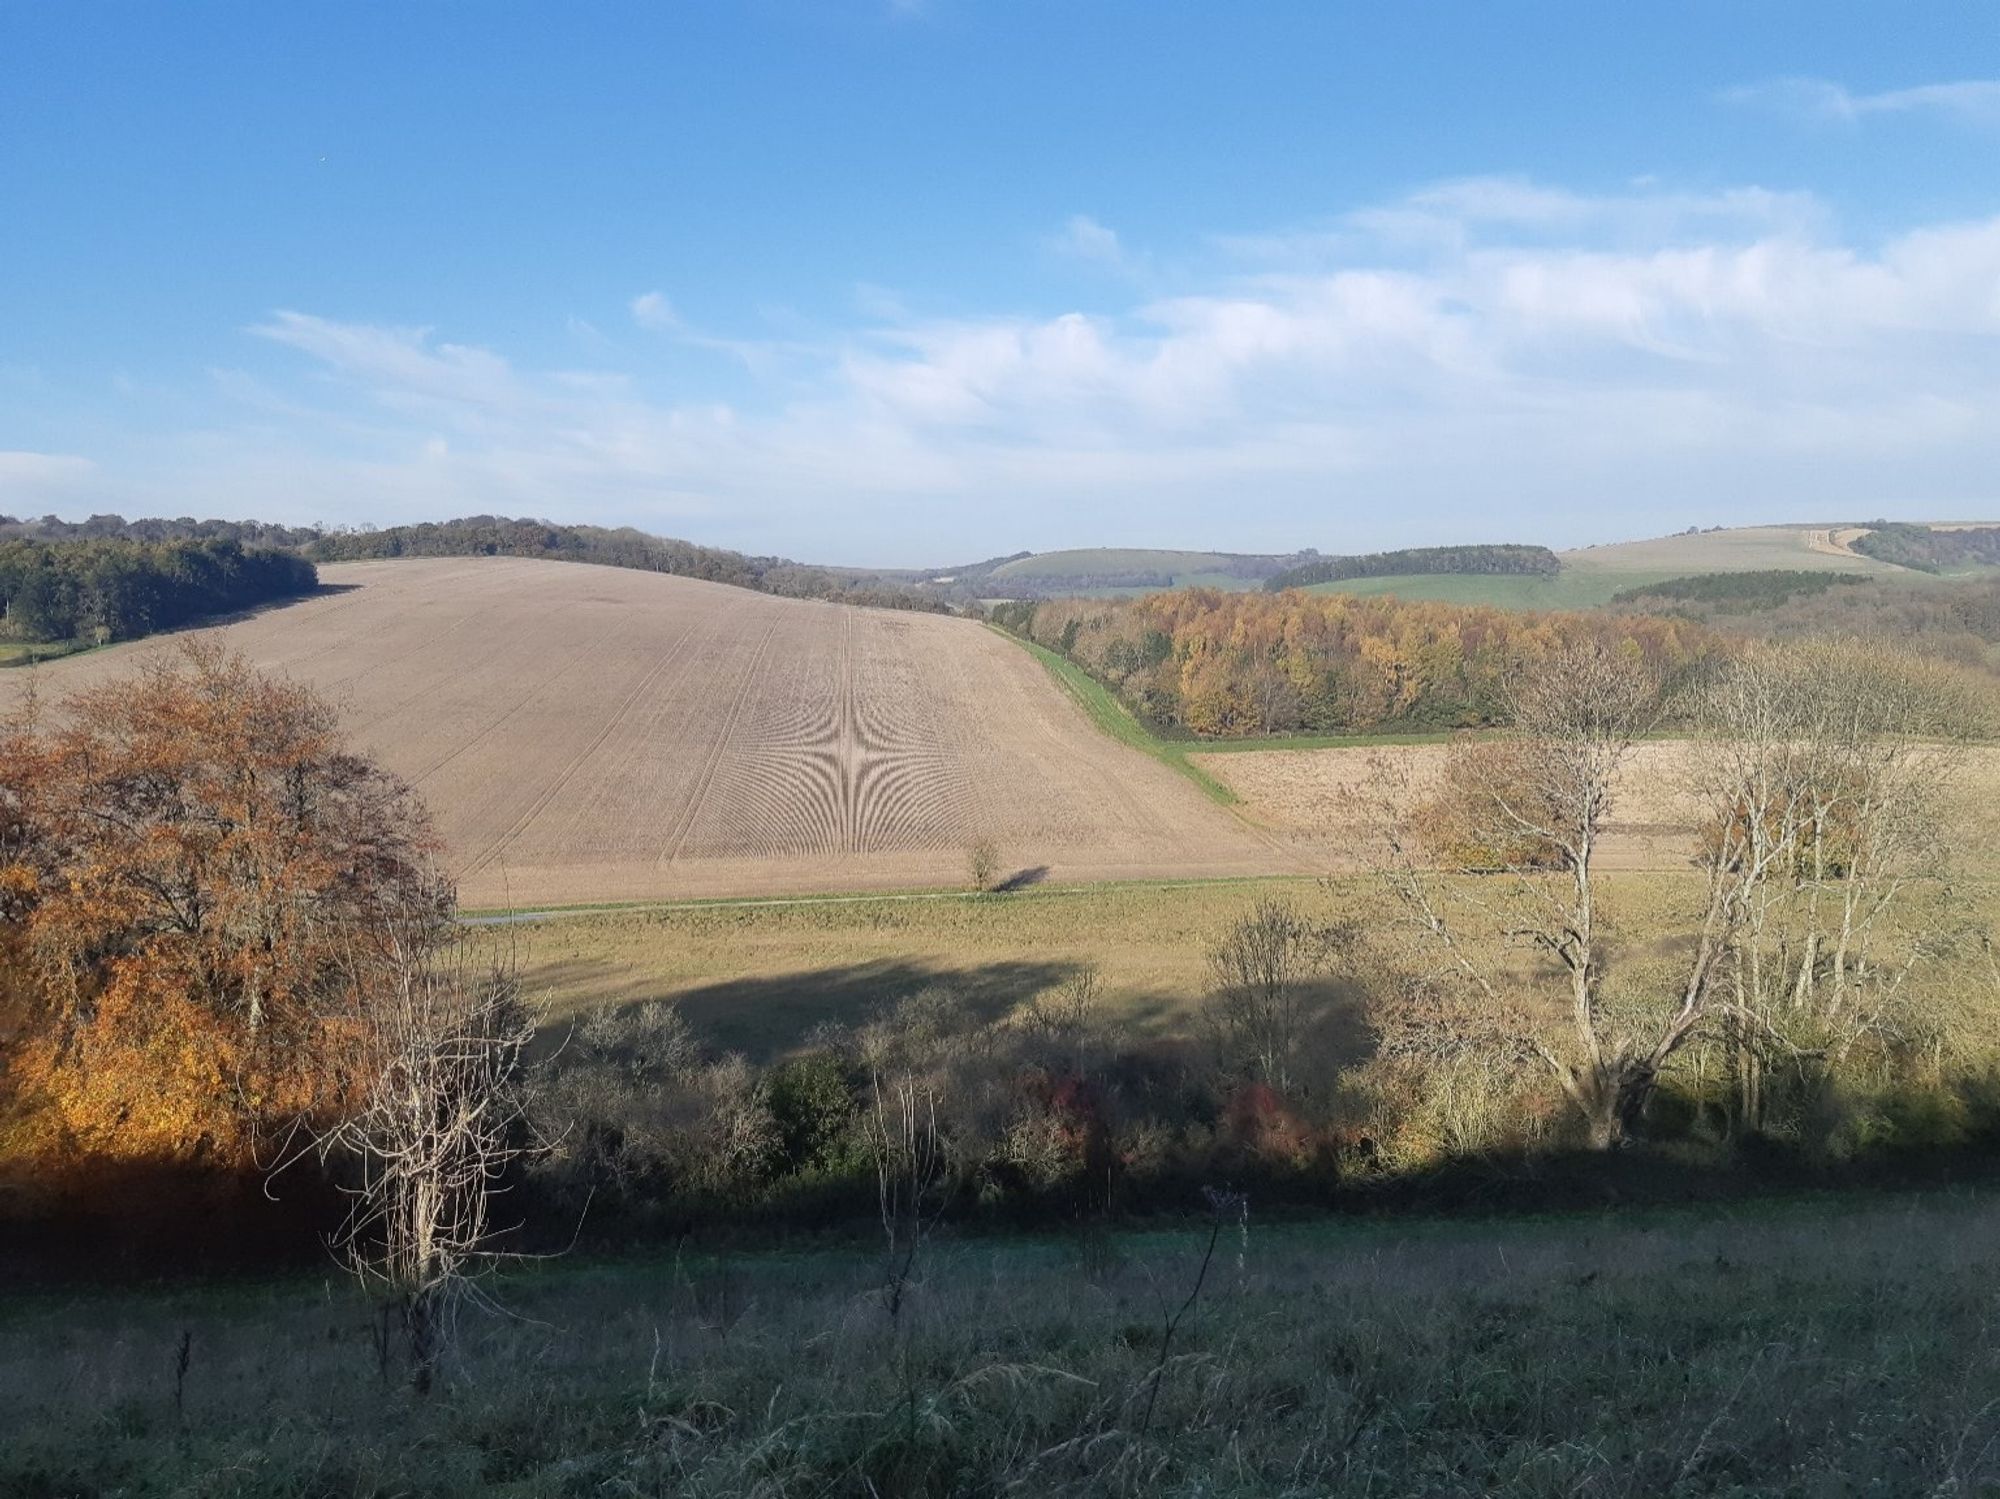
[3,3,1998,565]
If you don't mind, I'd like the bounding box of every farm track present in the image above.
[0,558,1283,905]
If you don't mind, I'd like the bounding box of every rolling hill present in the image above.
[0,557,1288,907]
[1301,524,1961,609]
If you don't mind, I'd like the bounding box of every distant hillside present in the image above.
[1608,569,2000,676]
[957,543,1560,599]
[959,547,1312,595]
[1298,526,1922,611]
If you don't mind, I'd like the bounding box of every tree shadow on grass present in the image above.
[542,957,1082,1063]
[993,865,1051,893]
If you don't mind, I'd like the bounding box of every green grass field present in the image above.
[1303,568,1684,609]
[986,548,1270,585]
[993,627,1240,803]
[503,868,1815,1058]
[0,636,96,669]
[512,874,1335,1053]
[1303,526,1932,610]
[11,1186,1998,1496]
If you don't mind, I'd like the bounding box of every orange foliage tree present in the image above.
[0,643,448,1196]
[1018,588,1716,737]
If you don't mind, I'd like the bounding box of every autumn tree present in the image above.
[1018,587,1714,738]
[0,642,448,1194]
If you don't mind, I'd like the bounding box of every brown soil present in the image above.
[1,558,1290,906]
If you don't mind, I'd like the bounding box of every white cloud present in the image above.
[1730,76,2000,127]
[57,175,2000,561]
[629,290,680,331]
[249,311,525,413]
[1048,214,1129,270]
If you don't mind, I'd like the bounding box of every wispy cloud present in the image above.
[1047,214,1131,271]
[1729,76,2000,127]
[66,175,2000,559]
[628,291,680,332]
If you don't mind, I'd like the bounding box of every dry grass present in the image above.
[7,1189,1999,1496]
[1197,742,2000,875]
[1556,524,1904,577]
[504,866,2000,1059]
[513,877,1350,1057]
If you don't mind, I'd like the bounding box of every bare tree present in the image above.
[1369,637,1976,1150]
[1017,963,1103,1074]
[1205,899,1338,1094]
[1367,641,1680,1148]
[966,837,1000,893]
[870,1070,946,1323]
[314,935,539,1393]
[1685,639,1972,1132]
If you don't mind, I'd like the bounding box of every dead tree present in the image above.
[1686,640,1971,1133]
[316,936,538,1393]
[1368,637,1974,1149]
[1204,899,1337,1094]
[1366,640,1688,1148]
[870,1071,945,1324]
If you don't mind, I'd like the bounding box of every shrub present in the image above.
[767,1051,864,1175]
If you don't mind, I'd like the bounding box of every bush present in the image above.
[766,1051,864,1175]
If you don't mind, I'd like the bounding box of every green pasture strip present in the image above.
[987,624,1239,804]
[456,870,1316,922]
[0,637,96,668]
[1186,728,1462,753]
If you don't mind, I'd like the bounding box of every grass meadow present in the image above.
[7,1187,1998,1497]
[503,866,2000,1060]
[510,874,1339,1055]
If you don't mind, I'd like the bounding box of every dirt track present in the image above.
[1805,526,1870,559]
[0,559,1292,905]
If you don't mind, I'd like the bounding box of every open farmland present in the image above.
[0,558,1293,906]
[1193,738,2000,875]
[1305,523,1927,609]
[1194,741,1706,869]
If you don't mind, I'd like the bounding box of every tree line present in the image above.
[1610,568,2000,677]
[1851,521,2000,573]
[0,511,322,548]
[0,536,319,645]
[308,515,957,614]
[1264,543,1559,592]
[993,588,1716,736]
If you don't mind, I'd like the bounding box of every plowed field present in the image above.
[0,559,1291,906]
